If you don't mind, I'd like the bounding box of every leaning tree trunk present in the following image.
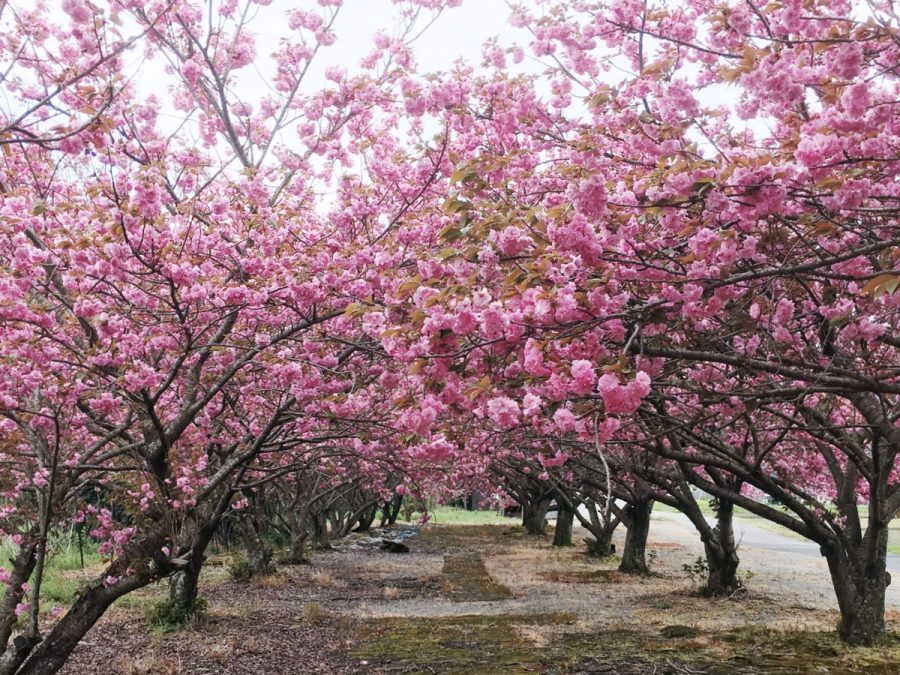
[13,573,154,675]
[0,542,37,658]
[619,498,653,575]
[823,525,891,645]
[553,504,575,547]
[702,498,741,597]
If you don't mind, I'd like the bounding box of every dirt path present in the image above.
[62,524,900,674]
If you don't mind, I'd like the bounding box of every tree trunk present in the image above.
[168,557,202,610]
[522,496,551,536]
[287,528,310,564]
[387,495,402,525]
[619,498,652,575]
[824,526,891,645]
[14,573,154,674]
[553,504,574,547]
[247,539,273,576]
[0,542,37,656]
[354,505,377,532]
[702,499,740,597]
[573,499,618,557]
[313,512,331,549]
[587,521,618,557]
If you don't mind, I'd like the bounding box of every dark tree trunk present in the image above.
[354,504,377,532]
[587,520,618,557]
[387,495,402,525]
[594,530,616,557]
[619,498,652,575]
[572,498,618,557]
[824,525,891,645]
[553,504,575,547]
[522,496,552,536]
[702,499,741,597]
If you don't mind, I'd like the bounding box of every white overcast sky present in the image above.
[125,0,532,104]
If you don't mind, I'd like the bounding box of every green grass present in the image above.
[0,530,104,612]
[425,506,520,526]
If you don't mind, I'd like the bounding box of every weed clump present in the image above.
[145,597,208,632]
[228,557,276,582]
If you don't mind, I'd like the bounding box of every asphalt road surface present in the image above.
[648,510,900,610]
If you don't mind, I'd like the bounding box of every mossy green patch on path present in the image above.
[418,523,525,553]
[441,552,513,602]
[350,613,578,674]
[351,619,900,675]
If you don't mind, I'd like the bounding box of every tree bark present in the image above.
[522,496,552,536]
[14,572,155,674]
[553,503,574,547]
[0,542,37,656]
[702,499,741,597]
[168,557,202,611]
[823,525,891,645]
[354,504,377,533]
[619,498,652,575]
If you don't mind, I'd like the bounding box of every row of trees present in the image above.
[373,0,900,647]
[0,0,897,671]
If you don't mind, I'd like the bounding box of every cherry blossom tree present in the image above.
[379,0,900,645]
[0,0,461,670]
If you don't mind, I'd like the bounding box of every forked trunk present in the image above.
[823,524,891,645]
[702,499,741,597]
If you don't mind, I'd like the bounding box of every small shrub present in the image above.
[228,559,253,583]
[681,556,709,589]
[145,597,208,632]
[228,557,276,582]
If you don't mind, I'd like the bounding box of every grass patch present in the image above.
[427,507,520,526]
[350,613,578,674]
[418,524,524,553]
[352,616,900,674]
[441,552,512,602]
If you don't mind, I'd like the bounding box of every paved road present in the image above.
[648,511,900,609]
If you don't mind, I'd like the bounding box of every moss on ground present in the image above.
[442,552,513,602]
[418,524,525,552]
[350,613,577,674]
[351,616,900,674]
